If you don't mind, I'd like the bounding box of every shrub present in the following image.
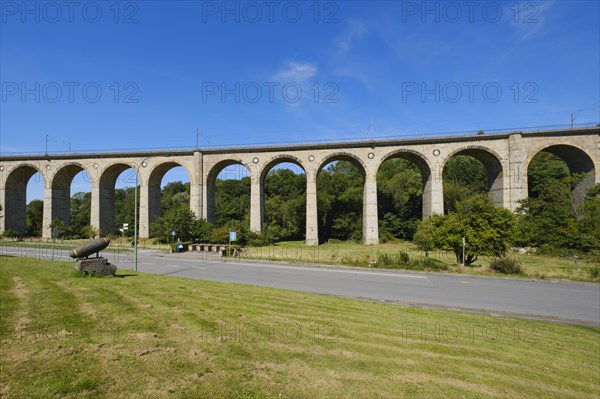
[373,252,448,271]
[398,251,410,264]
[490,257,524,275]
[375,252,394,267]
[2,228,22,239]
[589,264,600,280]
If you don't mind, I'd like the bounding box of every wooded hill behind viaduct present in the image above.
[1,127,598,245]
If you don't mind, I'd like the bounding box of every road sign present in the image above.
[229,231,237,241]
[171,231,176,236]
[123,223,129,227]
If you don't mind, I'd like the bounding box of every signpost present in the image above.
[462,237,466,266]
[171,231,176,253]
[51,227,58,260]
[229,231,236,257]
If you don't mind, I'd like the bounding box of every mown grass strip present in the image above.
[0,255,598,398]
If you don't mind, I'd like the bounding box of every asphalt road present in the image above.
[2,244,599,327]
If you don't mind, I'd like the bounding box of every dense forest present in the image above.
[11,151,600,257]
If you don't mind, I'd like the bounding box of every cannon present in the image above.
[70,237,110,259]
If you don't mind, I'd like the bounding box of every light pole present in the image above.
[134,158,149,272]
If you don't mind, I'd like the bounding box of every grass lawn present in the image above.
[241,240,600,282]
[1,256,599,398]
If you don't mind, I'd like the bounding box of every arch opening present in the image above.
[442,149,504,213]
[260,160,306,243]
[206,161,251,231]
[316,155,366,243]
[527,145,596,211]
[147,163,191,236]
[3,165,43,236]
[99,163,139,236]
[50,164,93,238]
[377,152,430,241]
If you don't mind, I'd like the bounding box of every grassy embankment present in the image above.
[241,240,600,282]
[1,256,599,398]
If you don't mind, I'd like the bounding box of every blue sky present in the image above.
[1,0,599,198]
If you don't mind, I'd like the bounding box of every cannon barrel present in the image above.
[70,238,110,259]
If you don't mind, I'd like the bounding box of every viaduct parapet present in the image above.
[1,127,598,245]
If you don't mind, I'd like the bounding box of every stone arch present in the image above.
[50,162,91,227]
[259,154,306,183]
[378,149,432,184]
[2,164,44,233]
[146,161,193,228]
[441,146,505,207]
[316,152,368,243]
[317,152,367,177]
[258,155,307,237]
[527,144,595,176]
[527,144,597,209]
[377,149,433,223]
[205,159,251,225]
[98,162,139,235]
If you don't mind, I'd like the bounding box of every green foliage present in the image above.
[373,251,447,271]
[216,178,250,227]
[208,219,249,245]
[517,149,599,254]
[113,187,137,236]
[527,152,570,198]
[2,228,21,238]
[26,200,43,236]
[318,161,363,242]
[150,206,213,243]
[579,184,600,252]
[413,213,446,256]
[377,159,423,240]
[442,155,487,213]
[264,169,306,241]
[489,257,524,275]
[414,195,517,265]
[160,181,190,213]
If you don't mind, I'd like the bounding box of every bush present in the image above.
[490,257,524,275]
[374,251,410,268]
[2,228,22,239]
[589,264,600,280]
[373,252,448,271]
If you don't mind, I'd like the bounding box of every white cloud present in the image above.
[273,62,318,83]
[507,0,555,42]
[336,18,368,53]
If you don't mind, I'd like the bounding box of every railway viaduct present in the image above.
[1,127,598,245]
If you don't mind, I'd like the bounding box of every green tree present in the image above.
[215,177,250,227]
[377,159,423,240]
[26,200,44,236]
[264,168,306,240]
[443,155,487,213]
[161,181,190,213]
[317,161,363,242]
[413,213,446,256]
[579,184,600,252]
[150,206,197,242]
[70,192,91,238]
[414,195,517,265]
